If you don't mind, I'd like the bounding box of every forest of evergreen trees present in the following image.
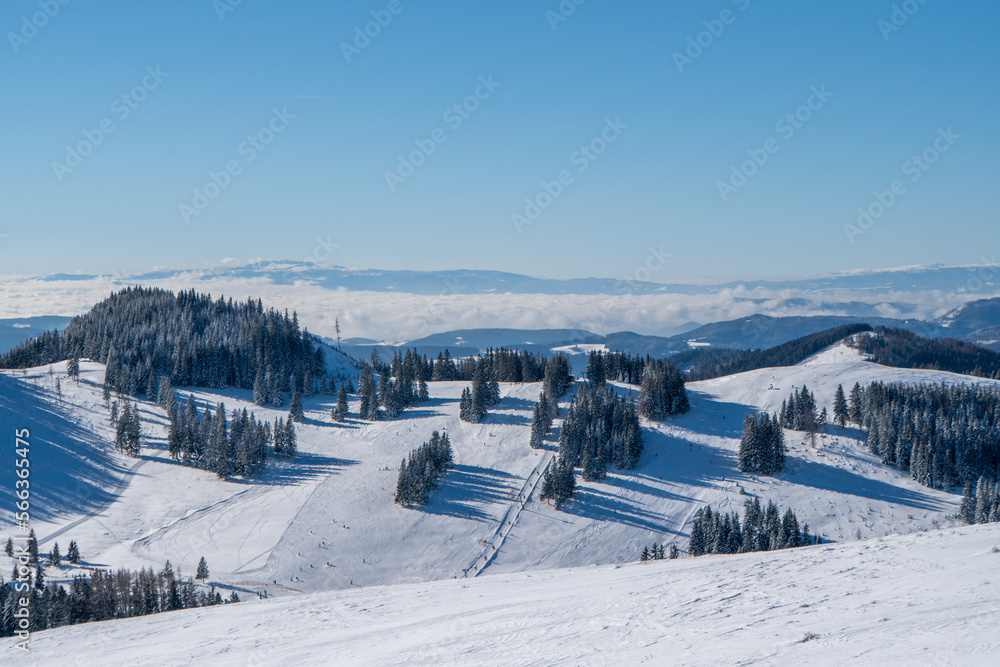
[849,381,1000,489]
[778,385,826,436]
[637,359,690,419]
[737,413,785,475]
[394,431,455,506]
[354,350,431,421]
[853,327,1000,379]
[675,324,873,381]
[0,287,331,406]
[165,394,280,478]
[558,383,644,480]
[688,498,819,557]
[0,558,234,637]
[459,364,501,423]
[586,350,648,385]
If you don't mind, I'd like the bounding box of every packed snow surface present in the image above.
[14,524,1000,665]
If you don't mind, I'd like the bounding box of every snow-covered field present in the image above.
[15,523,1000,665]
[3,341,999,663]
[3,344,993,598]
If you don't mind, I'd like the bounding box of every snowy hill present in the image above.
[4,341,994,609]
[14,523,1000,665]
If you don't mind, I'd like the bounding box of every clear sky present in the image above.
[1,0,997,282]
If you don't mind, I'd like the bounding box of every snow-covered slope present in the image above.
[16,523,1000,665]
[3,342,993,606]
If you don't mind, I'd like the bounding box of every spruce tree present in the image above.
[49,542,61,567]
[28,529,38,564]
[4,536,13,557]
[196,557,209,581]
[67,540,80,564]
[586,351,606,386]
[67,356,80,380]
[289,391,304,422]
[334,383,349,421]
[529,400,548,449]
[833,384,848,427]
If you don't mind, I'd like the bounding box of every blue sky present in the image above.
[1,0,997,282]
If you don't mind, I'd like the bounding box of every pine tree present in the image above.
[27,529,38,564]
[529,400,548,449]
[67,540,80,564]
[253,367,266,406]
[49,542,61,567]
[157,376,176,414]
[358,367,380,421]
[333,383,349,421]
[283,419,297,457]
[586,350,606,386]
[196,557,209,581]
[4,536,13,557]
[848,382,863,424]
[289,391,304,422]
[833,384,848,427]
[67,356,80,380]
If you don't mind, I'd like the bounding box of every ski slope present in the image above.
[1,342,994,603]
[15,523,1000,665]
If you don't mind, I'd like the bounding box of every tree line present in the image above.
[0,559,234,637]
[853,327,1000,379]
[675,323,873,381]
[848,381,1000,489]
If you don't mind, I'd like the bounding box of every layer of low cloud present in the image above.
[1,273,995,343]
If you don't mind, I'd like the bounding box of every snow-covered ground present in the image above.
[2,342,992,604]
[4,341,1000,662]
[14,523,1000,665]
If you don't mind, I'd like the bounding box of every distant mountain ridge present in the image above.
[33,260,998,298]
[327,296,1000,363]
